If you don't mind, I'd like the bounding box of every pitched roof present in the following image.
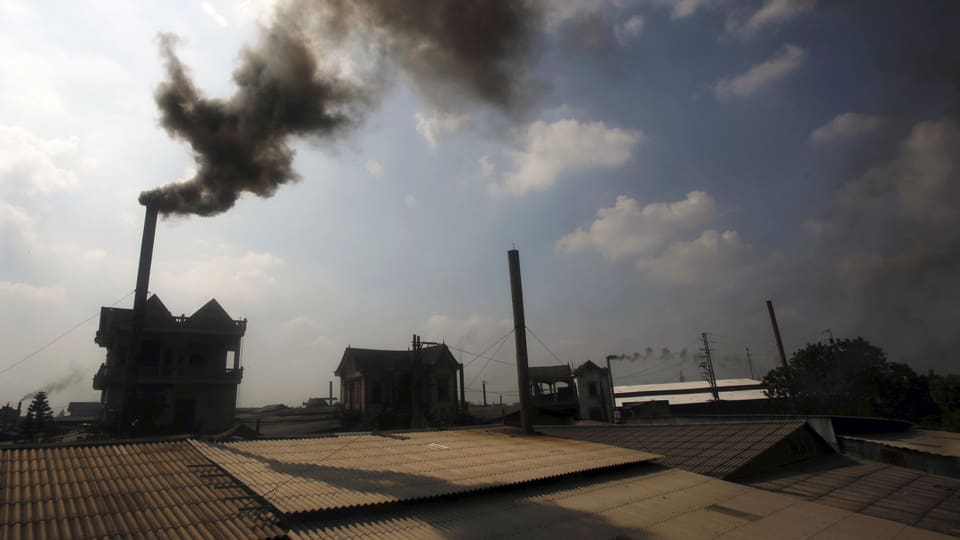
[528,365,572,381]
[0,440,284,539]
[336,344,459,376]
[188,298,236,328]
[573,359,606,375]
[288,466,948,539]
[540,421,826,479]
[191,427,659,515]
[748,454,960,536]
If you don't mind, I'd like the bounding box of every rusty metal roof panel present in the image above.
[540,421,807,478]
[192,427,659,514]
[0,441,285,539]
[287,467,950,539]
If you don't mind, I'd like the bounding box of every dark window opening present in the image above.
[588,381,598,397]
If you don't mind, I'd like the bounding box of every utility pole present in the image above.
[507,249,534,434]
[411,334,423,428]
[766,300,788,369]
[700,333,719,401]
[482,381,488,407]
[745,347,755,380]
[605,355,619,424]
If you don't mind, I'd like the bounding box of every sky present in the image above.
[2,0,959,411]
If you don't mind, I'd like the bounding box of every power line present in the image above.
[0,290,135,378]
[466,332,514,389]
[524,325,565,366]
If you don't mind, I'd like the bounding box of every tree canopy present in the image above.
[763,337,940,423]
[20,391,55,441]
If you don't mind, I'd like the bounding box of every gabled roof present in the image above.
[335,344,459,376]
[541,421,830,479]
[185,298,240,331]
[573,359,607,375]
[528,365,573,382]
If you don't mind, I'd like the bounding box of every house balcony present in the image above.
[93,364,243,390]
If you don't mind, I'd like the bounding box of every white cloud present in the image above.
[0,201,38,247]
[479,156,495,178]
[364,159,383,176]
[714,45,806,102]
[201,1,229,27]
[0,281,67,304]
[615,15,645,44]
[810,113,884,144]
[490,119,645,198]
[414,111,470,150]
[557,192,716,261]
[635,229,754,284]
[0,125,79,195]
[642,0,717,19]
[154,250,286,305]
[728,0,816,38]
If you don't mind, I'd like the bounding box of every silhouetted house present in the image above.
[528,365,579,423]
[573,360,614,422]
[0,402,20,432]
[335,344,465,428]
[66,402,102,420]
[93,295,245,434]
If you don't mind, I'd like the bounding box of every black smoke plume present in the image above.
[21,365,85,401]
[141,0,542,216]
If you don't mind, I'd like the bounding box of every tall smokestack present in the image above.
[766,300,788,369]
[508,249,533,434]
[117,201,160,434]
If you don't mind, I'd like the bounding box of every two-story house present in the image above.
[93,295,245,434]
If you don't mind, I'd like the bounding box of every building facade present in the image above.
[335,343,465,428]
[573,360,614,422]
[93,295,245,434]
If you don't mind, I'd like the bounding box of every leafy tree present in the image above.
[929,374,960,430]
[20,391,55,441]
[763,337,940,422]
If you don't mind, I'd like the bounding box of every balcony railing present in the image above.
[93,364,242,389]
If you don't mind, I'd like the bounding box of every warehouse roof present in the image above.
[748,454,960,536]
[288,465,949,539]
[540,421,828,479]
[0,440,284,539]
[192,427,657,515]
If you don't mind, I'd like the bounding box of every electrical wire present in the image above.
[524,325,567,366]
[0,290,135,377]
[466,332,513,389]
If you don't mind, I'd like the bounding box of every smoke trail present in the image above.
[21,365,85,401]
[141,0,542,217]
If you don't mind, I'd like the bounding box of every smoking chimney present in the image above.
[117,200,160,434]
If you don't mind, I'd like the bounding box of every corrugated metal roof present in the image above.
[748,454,960,536]
[616,389,768,406]
[192,427,659,515]
[843,429,960,459]
[540,422,807,478]
[615,378,763,394]
[0,440,284,539]
[287,466,950,539]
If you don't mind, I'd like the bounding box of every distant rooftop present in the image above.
[615,378,767,406]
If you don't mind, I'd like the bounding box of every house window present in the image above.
[588,381,598,398]
[371,382,383,404]
[437,377,450,402]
